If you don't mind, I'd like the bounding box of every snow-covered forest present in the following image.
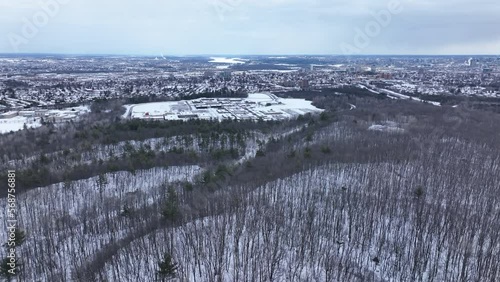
[0,95,499,281]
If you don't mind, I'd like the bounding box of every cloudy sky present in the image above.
[0,0,499,55]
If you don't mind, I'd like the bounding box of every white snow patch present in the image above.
[209,57,245,64]
[369,121,404,133]
[0,116,41,134]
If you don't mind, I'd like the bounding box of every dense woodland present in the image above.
[0,90,499,281]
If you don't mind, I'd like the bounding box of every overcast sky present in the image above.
[0,0,499,55]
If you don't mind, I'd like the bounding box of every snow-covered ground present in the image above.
[0,166,201,282]
[0,105,90,134]
[357,84,442,106]
[380,88,441,106]
[0,116,41,133]
[99,151,500,282]
[121,104,134,119]
[368,121,405,133]
[209,57,245,64]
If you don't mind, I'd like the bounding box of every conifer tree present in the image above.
[157,252,178,280]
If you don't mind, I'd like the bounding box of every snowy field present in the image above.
[126,93,323,121]
[368,121,405,133]
[208,57,245,64]
[0,105,90,134]
[0,116,41,133]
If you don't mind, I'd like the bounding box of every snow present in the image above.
[380,88,442,106]
[209,57,245,64]
[357,84,382,94]
[250,69,298,73]
[121,104,134,118]
[357,84,442,106]
[0,116,41,134]
[0,105,90,134]
[97,164,393,281]
[247,93,275,101]
[0,166,201,282]
[369,124,404,133]
[125,93,323,121]
[49,105,91,115]
[129,101,181,119]
[99,153,500,281]
[368,121,405,133]
[279,97,322,110]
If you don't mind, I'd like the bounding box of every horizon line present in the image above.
[0,52,499,57]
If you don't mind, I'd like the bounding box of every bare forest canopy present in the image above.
[0,92,499,281]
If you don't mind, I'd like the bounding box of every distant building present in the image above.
[0,111,18,119]
[178,114,198,119]
[35,110,48,117]
[18,111,35,117]
[147,114,165,119]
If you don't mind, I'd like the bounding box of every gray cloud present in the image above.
[0,0,498,54]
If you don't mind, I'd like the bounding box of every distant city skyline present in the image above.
[0,0,499,55]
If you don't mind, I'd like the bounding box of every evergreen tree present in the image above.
[414,185,425,198]
[161,187,179,222]
[255,149,266,157]
[157,252,178,280]
[96,173,108,190]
